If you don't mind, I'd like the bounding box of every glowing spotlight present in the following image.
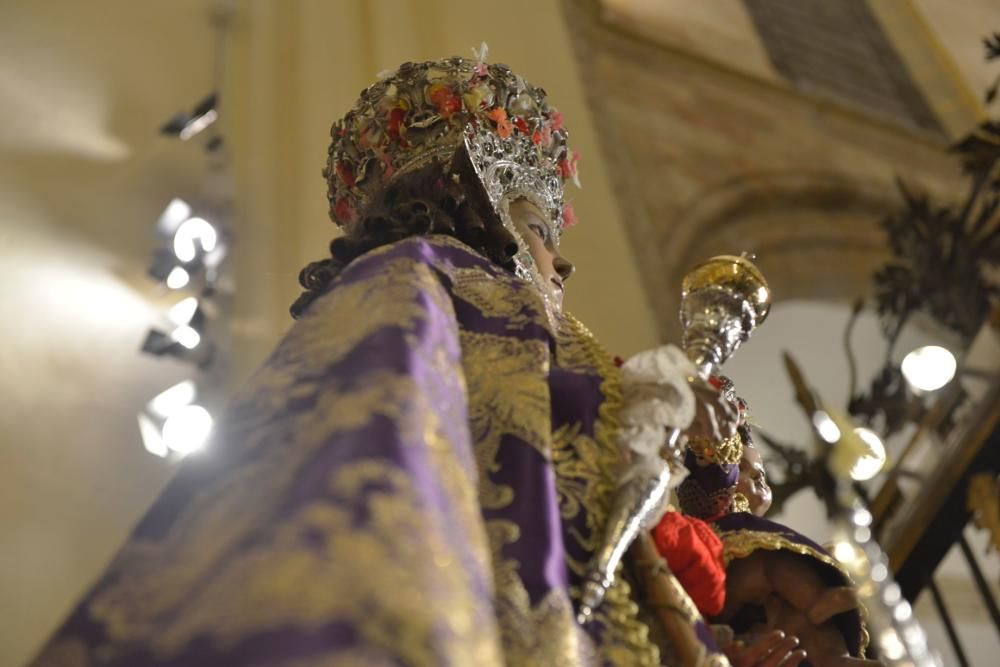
[813,410,841,443]
[161,93,219,142]
[162,405,213,454]
[168,297,199,326]
[156,198,192,235]
[169,325,201,350]
[166,266,190,289]
[871,563,888,582]
[173,217,218,262]
[894,600,913,622]
[137,413,169,458]
[149,380,197,419]
[179,109,218,141]
[901,345,956,392]
[850,427,887,481]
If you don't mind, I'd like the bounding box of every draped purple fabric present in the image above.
[30,235,730,667]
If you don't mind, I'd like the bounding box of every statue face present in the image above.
[508,198,573,310]
[737,445,772,516]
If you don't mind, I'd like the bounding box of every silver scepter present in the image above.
[577,254,772,624]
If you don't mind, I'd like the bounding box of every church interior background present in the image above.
[1,0,999,664]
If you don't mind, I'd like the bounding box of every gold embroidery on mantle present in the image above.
[450,265,547,332]
[486,519,600,665]
[460,330,551,509]
[51,241,504,666]
[555,314,661,667]
[35,238,677,666]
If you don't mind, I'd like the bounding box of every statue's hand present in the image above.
[723,630,808,667]
[685,376,739,444]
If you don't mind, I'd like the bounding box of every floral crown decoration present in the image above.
[324,46,580,239]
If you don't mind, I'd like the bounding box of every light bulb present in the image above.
[813,411,841,443]
[167,297,199,326]
[137,413,169,458]
[162,405,213,455]
[850,427,886,481]
[148,380,197,418]
[170,325,201,349]
[173,217,218,262]
[166,266,190,289]
[901,345,956,392]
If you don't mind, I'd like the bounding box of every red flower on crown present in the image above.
[532,126,552,148]
[387,107,408,144]
[562,202,579,229]
[335,161,355,188]
[559,150,580,180]
[549,110,564,131]
[427,84,462,119]
[486,106,513,139]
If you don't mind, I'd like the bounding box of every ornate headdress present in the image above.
[324,49,579,241]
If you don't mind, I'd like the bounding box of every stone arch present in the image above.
[655,170,899,338]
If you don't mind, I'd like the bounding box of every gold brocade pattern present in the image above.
[460,330,551,509]
[487,520,600,666]
[450,265,548,332]
[730,493,751,514]
[554,314,662,667]
[719,529,849,575]
[687,433,743,466]
[34,237,696,667]
[30,241,503,667]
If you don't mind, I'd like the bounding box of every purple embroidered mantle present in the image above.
[29,236,730,666]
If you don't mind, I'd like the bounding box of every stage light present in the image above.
[173,217,218,262]
[162,405,213,454]
[170,325,201,350]
[149,380,197,418]
[161,93,219,141]
[180,109,218,141]
[138,413,169,458]
[156,198,192,235]
[850,427,887,481]
[168,297,199,325]
[166,266,190,289]
[901,345,956,392]
[141,325,213,367]
[139,384,212,458]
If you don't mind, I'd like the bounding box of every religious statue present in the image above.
[29,50,754,666]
